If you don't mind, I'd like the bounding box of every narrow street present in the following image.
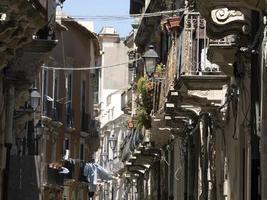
[0,0,267,200]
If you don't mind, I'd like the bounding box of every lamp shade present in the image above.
[30,87,41,110]
[101,151,108,161]
[108,135,117,151]
[35,120,44,137]
[142,45,159,77]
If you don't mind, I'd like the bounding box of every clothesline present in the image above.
[42,58,142,71]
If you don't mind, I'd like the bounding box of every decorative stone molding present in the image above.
[195,0,253,39]
[0,0,46,69]
[4,39,57,91]
[211,8,245,26]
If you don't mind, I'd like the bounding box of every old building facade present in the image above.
[39,15,101,200]
[1,5,101,199]
[114,0,267,199]
[95,27,132,200]
[0,0,61,199]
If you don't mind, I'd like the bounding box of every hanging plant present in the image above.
[135,107,151,130]
[136,76,148,98]
[136,76,153,112]
[135,76,155,130]
[154,63,166,78]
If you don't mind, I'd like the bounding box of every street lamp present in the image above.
[142,45,159,77]
[30,86,41,111]
[108,135,117,153]
[35,120,44,155]
[101,151,108,161]
[108,135,117,200]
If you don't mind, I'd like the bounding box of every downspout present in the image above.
[157,158,161,200]
[250,10,261,200]
[260,17,267,200]
[199,113,208,200]
[2,85,15,200]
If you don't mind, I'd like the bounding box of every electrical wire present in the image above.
[56,9,184,22]
[41,58,142,71]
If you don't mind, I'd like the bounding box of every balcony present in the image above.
[121,88,132,115]
[4,38,57,90]
[208,35,237,75]
[124,147,160,176]
[173,13,229,108]
[47,167,64,186]
[81,112,100,137]
[130,0,145,14]
[45,100,63,122]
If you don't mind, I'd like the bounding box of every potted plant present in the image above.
[154,63,165,78]
[167,16,181,29]
[135,107,151,130]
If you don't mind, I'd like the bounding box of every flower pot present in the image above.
[146,82,154,91]
[128,120,134,128]
[167,16,180,29]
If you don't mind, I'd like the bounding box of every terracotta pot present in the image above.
[167,16,180,29]
[128,121,134,128]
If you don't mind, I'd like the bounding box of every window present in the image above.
[80,143,84,161]
[67,73,72,104]
[107,95,111,106]
[81,80,86,112]
[111,107,114,119]
[63,138,69,156]
[51,142,57,162]
[108,110,111,120]
[94,69,100,104]
[43,69,48,96]
[43,69,48,114]
[66,73,73,127]
[53,76,58,107]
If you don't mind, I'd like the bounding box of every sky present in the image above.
[62,0,133,37]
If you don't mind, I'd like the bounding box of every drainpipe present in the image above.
[199,113,208,200]
[260,19,267,200]
[2,85,15,200]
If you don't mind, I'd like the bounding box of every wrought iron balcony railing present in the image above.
[45,100,63,122]
[121,88,132,114]
[47,167,64,186]
[209,35,236,47]
[81,112,100,137]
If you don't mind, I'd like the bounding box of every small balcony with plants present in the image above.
[118,73,160,173]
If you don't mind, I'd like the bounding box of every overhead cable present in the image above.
[41,58,141,71]
[56,9,184,21]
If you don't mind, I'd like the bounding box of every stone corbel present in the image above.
[210,7,251,35]
[211,8,245,26]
